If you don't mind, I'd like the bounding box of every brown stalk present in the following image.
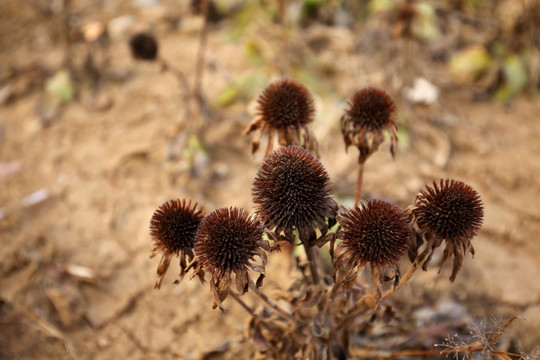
[248,279,305,326]
[354,161,365,206]
[229,289,272,331]
[158,59,192,120]
[194,0,210,121]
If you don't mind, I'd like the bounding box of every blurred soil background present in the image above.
[1,0,540,359]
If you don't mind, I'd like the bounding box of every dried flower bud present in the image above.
[150,199,205,289]
[194,207,267,310]
[334,200,411,300]
[252,146,337,245]
[341,87,398,163]
[408,179,484,281]
[244,79,318,158]
[129,33,158,61]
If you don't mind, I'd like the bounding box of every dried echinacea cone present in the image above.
[149,199,205,289]
[244,79,318,159]
[194,207,269,310]
[129,33,158,61]
[252,145,337,247]
[407,179,484,282]
[341,87,398,205]
[334,200,411,302]
[252,145,337,287]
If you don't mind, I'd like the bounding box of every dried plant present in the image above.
[244,79,318,158]
[333,200,411,302]
[252,145,337,247]
[193,207,268,310]
[149,199,205,289]
[341,86,398,205]
[129,33,158,61]
[407,178,484,281]
[146,80,532,359]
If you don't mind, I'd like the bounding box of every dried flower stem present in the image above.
[229,290,272,331]
[381,260,419,302]
[303,244,321,286]
[303,243,326,312]
[158,59,192,119]
[354,162,365,206]
[194,0,210,120]
[349,347,524,359]
[248,279,304,325]
[390,347,523,358]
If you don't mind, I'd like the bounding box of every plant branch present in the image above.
[248,279,304,326]
[354,162,365,206]
[381,260,420,302]
[229,289,272,331]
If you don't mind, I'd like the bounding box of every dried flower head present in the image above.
[194,207,268,310]
[334,200,411,300]
[408,179,484,281]
[252,146,337,245]
[341,87,398,164]
[392,3,417,38]
[244,79,318,158]
[129,33,158,61]
[150,199,205,289]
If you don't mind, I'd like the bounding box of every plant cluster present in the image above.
[149,79,487,359]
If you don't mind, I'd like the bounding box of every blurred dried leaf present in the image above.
[449,45,492,82]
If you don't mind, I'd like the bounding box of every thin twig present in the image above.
[229,289,272,331]
[193,0,210,121]
[159,59,192,120]
[248,279,305,326]
[354,162,364,206]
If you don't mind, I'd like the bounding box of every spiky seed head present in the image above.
[252,145,336,238]
[339,200,411,268]
[150,199,204,255]
[194,207,263,274]
[344,87,396,132]
[412,179,484,244]
[129,33,158,61]
[257,79,315,130]
[341,87,398,163]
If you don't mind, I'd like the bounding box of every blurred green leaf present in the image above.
[214,84,240,108]
[45,69,74,103]
[413,2,441,41]
[396,112,410,150]
[245,39,265,65]
[214,74,267,108]
[495,54,529,103]
[226,3,259,41]
[368,0,395,14]
[449,45,492,82]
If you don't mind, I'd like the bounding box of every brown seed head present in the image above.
[339,200,411,269]
[257,79,315,130]
[252,146,336,241]
[344,87,396,132]
[341,87,398,163]
[412,179,484,244]
[194,207,264,274]
[408,179,484,281]
[129,33,158,61]
[150,199,204,256]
